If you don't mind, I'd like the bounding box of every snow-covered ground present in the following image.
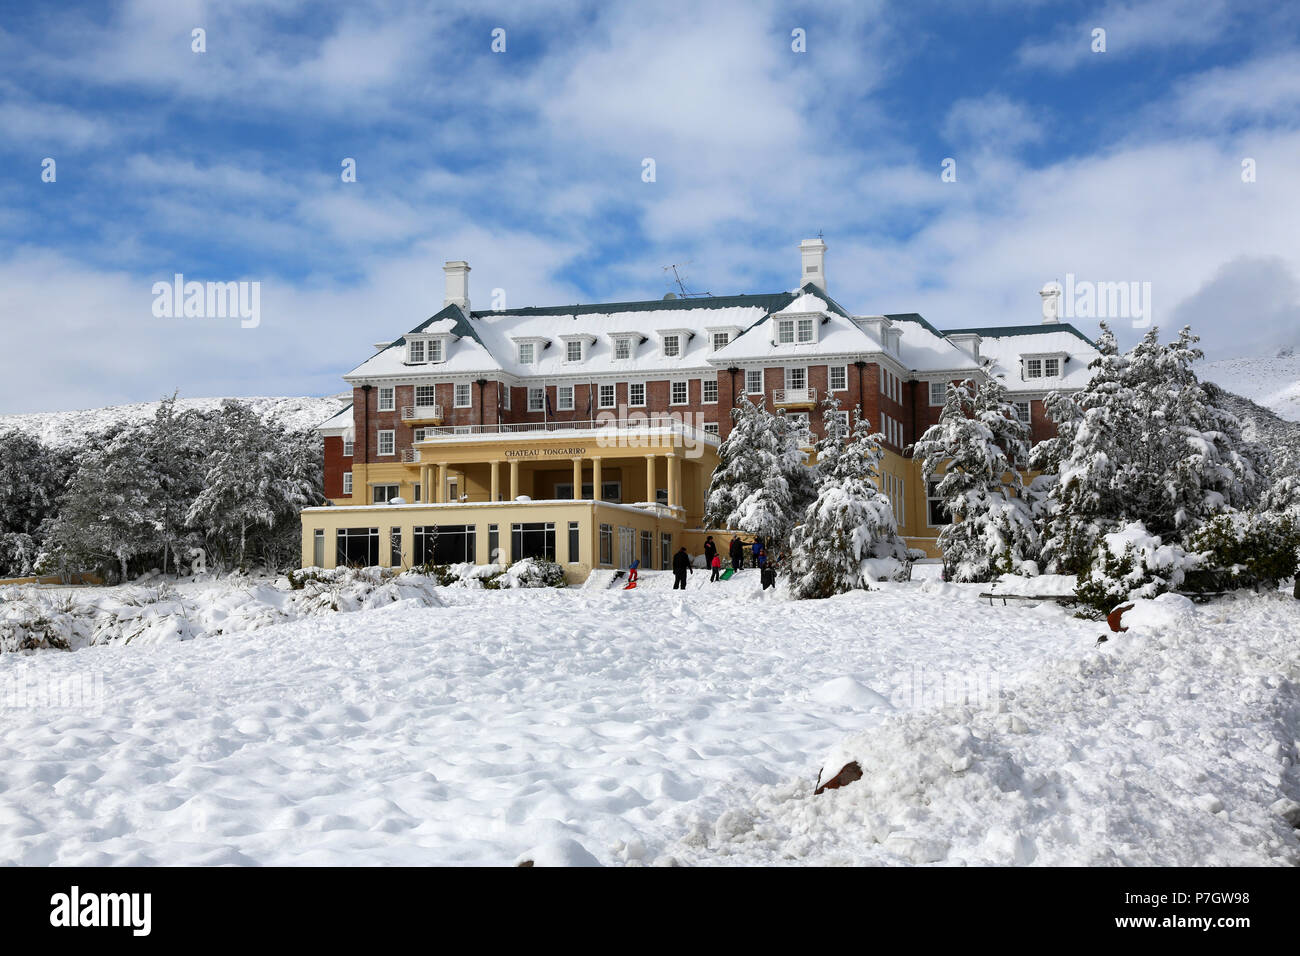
[0,395,348,445]
[1202,352,1300,422]
[1,571,1296,866]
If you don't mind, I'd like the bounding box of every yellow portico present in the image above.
[302,418,719,583]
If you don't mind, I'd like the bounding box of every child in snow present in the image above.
[627,558,639,586]
[710,553,722,582]
[758,548,775,590]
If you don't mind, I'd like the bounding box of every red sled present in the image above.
[623,581,637,590]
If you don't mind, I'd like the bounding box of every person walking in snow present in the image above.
[729,535,745,571]
[751,536,765,566]
[758,548,776,590]
[710,552,722,582]
[703,536,717,569]
[627,557,639,586]
[672,546,692,590]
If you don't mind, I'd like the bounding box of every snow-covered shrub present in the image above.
[503,558,567,589]
[0,590,72,652]
[1074,522,1199,617]
[1183,512,1299,593]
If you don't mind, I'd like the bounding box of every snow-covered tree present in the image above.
[187,401,321,570]
[912,379,1039,582]
[1038,324,1266,574]
[705,396,814,554]
[41,428,161,581]
[0,430,72,576]
[786,406,907,598]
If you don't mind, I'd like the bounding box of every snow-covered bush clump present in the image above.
[1074,522,1200,616]
[1183,512,1298,593]
[0,568,445,654]
[404,559,566,589]
[503,558,567,588]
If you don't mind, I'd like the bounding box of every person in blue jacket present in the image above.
[751,536,765,564]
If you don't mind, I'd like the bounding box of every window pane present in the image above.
[568,521,581,563]
[702,379,718,403]
[746,369,763,394]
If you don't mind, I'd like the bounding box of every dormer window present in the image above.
[1023,352,1066,380]
[662,334,681,357]
[614,337,632,360]
[774,315,818,346]
[559,333,595,364]
[706,326,740,352]
[407,335,446,365]
[519,342,535,364]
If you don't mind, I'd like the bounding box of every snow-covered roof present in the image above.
[317,402,355,439]
[883,314,985,375]
[954,325,1100,394]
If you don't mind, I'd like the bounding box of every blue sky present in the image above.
[2,0,1298,413]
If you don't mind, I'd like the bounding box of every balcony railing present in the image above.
[773,387,817,406]
[401,448,421,463]
[401,404,444,422]
[412,416,719,444]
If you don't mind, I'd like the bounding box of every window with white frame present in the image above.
[454,383,471,408]
[628,382,646,407]
[501,383,511,409]
[415,385,436,408]
[797,317,815,343]
[408,340,425,363]
[785,367,807,391]
[378,387,394,411]
[776,319,795,344]
[662,334,681,357]
[558,385,575,411]
[881,368,890,395]
[412,428,426,443]
[614,337,632,360]
[343,438,354,457]
[745,368,763,394]
[671,381,688,405]
[703,422,719,435]
[1015,401,1031,424]
[599,383,616,408]
[377,430,395,455]
[566,340,583,362]
[882,413,891,444]
[428,339,444,363]
[702,379,718,403]
[929,381,947,406]
[835,410,850,430]
[830,365,847,391]
[711,331,730,351]
[518,342,535,365]
[528,387,544,411]
[1026,358,1043,379]
[1044,357,1061,377]
[342,472,353,495]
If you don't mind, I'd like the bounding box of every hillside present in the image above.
[0,395,348,447]
[1201,349,1300,422]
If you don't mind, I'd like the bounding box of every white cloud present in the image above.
[1016,0,1231,71]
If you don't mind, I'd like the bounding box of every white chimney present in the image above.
[800,238,827,293]
[1039,281,1062,324]
[444,260,471,311]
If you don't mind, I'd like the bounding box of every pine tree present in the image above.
[913,379,1039,582]
[786,406,907,598]
[705,396,813,554]
[1038,324,1266,573]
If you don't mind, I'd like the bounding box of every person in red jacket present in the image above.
[710,552,722,582]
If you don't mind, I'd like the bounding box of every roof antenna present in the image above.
[662,262,712,299]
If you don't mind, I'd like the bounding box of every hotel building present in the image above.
[301,239,1100,581]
